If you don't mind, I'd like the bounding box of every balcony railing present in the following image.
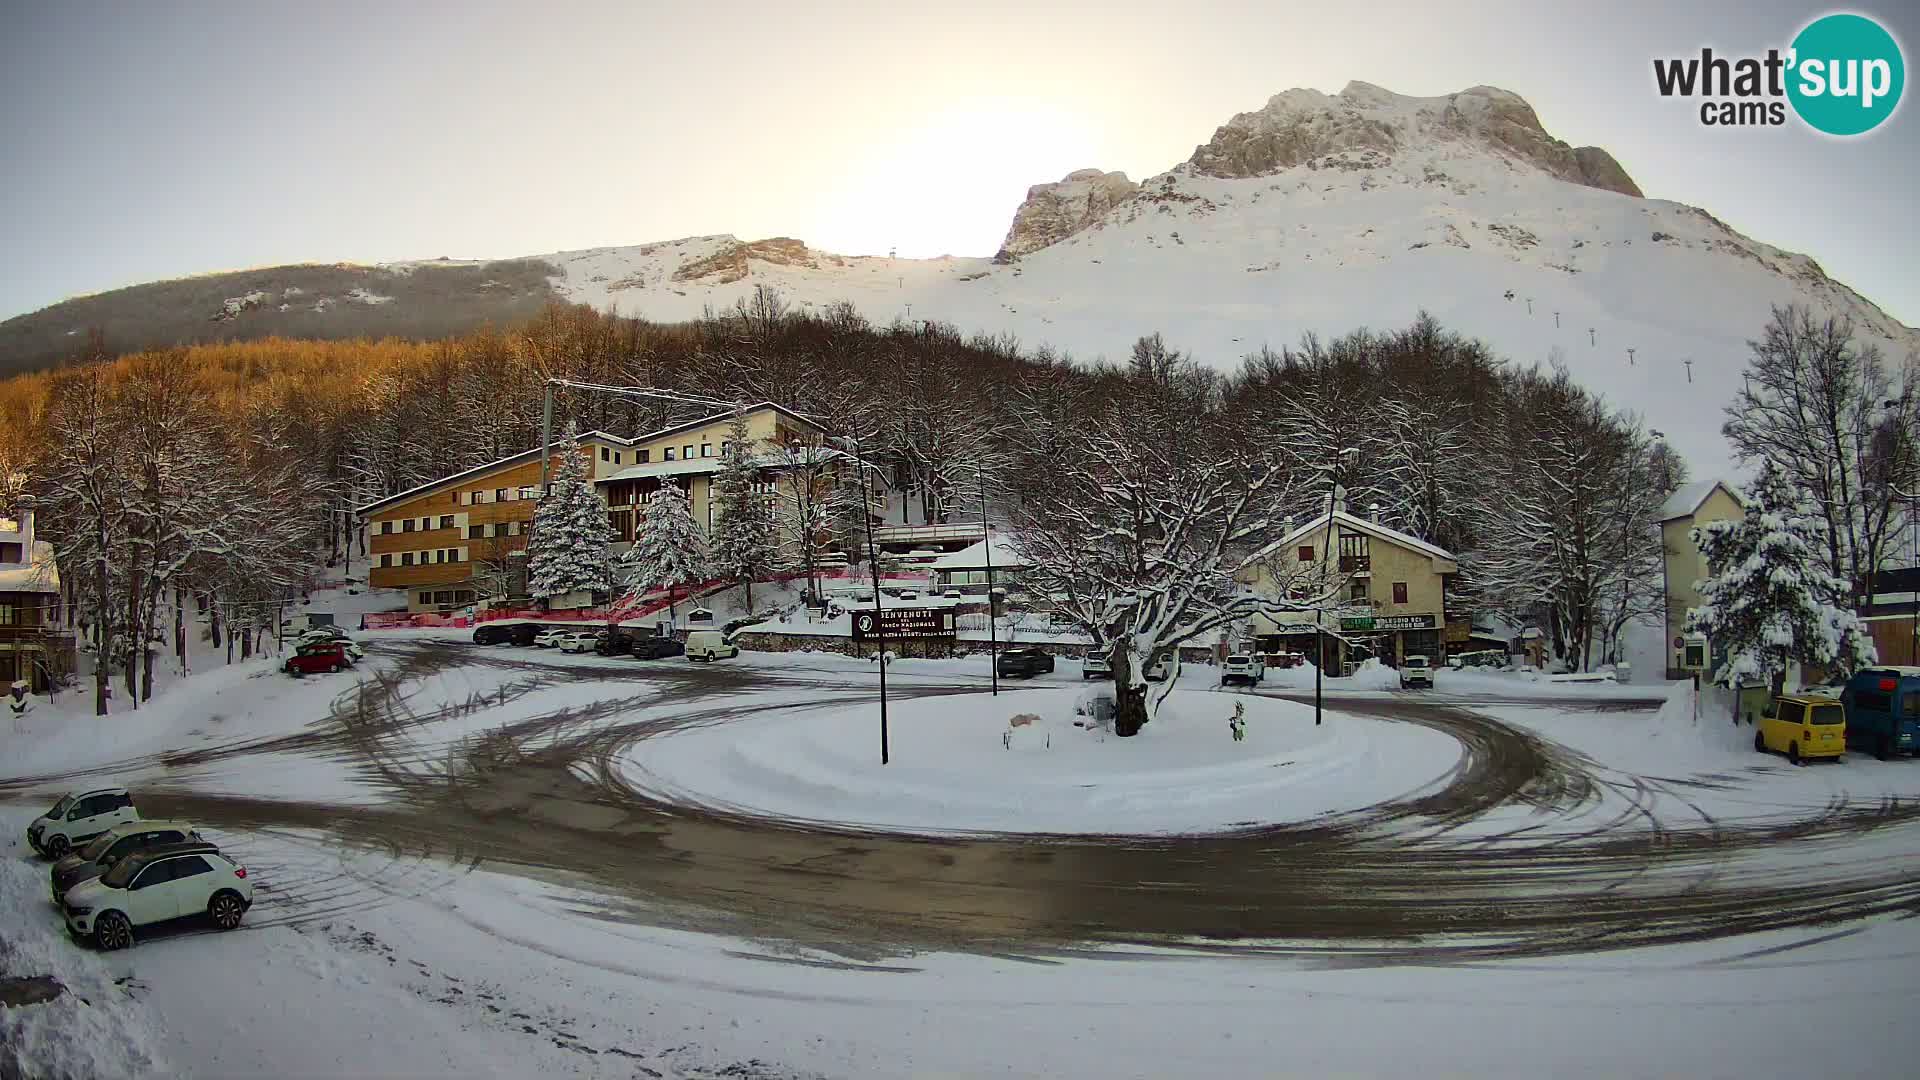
[1339,556,1371,574]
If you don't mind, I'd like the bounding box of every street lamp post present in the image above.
[853,435,889,765]
[980,465,997,697]
[1314,447,1360,727]
[1886,398,1917,664]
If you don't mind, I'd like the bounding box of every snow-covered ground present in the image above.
[6,639,1920,1078]
[620,685,1456,835]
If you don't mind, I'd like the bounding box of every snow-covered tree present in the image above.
[1686,460,1876,696]
[709,410,778,611]
[766,438,852,599]
[621,480,710,623]
[1723,305,1914,606]
[1015,364,1314,738]
[525,431,614,600]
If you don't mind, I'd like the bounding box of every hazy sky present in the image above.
[2,1,1915,324]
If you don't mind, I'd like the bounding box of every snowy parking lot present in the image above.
[5,634,1920,1078]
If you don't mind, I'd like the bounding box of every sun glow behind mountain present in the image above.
[808,99,1105,259]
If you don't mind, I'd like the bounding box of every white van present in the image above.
[686,631,740,662]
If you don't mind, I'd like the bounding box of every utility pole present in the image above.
[1627,347,1637,366]
[539,382,555,494]
[855,434,889,764]
[981,465,997,697]
[1554,311,1561,328]
[1588,327,1596,346]
[1313,447,1357,726]
[1525,298,1533,315]
[1683,359,1695,383]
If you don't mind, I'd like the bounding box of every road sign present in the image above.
[851,608,955,640]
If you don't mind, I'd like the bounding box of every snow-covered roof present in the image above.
[1279,510,1457,568]
[0,540,59,594]
[636,401,826,445]
[354,430,632,516]
[926,535,1028,571]
[1657,479,1744,523]
[597,458,726,483]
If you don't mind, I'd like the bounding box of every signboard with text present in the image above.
[1339,613,1438,633]
[851,608,956,640]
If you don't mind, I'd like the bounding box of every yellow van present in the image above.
[1756,694,1846,764]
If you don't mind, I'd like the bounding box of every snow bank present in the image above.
[617,686,1457,835]
[1,824,169,1079]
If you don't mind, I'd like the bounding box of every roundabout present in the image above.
[8,637,1920,963]
[616,687,1460,836]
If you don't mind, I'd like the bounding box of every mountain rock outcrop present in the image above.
[1189,82,1641,197]
[994,169,1139,263]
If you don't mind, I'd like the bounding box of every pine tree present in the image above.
[709,411,777,611]
[1686,461,1876,696]
[525,431,614,601]
[622,480,711,623]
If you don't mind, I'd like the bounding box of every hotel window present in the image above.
[473,489,488,504]
[683,444,694,460]
[468,525,483,539]
[452,491,463,506]
[637,449,650,463]
[1347,579,1369,603]
[381,521,393,534]
[439,515,454,529]
[380,554,392,568]
[495,488,509,501]
[1392,582,1409,605]
[601,447,610,462]
[614,452,622,464]
[700,443,713,458]
[402,519,415,533]
[1296,545,1314,562]
[401,552,414,567]
[0,605,16,625]
[664,447,676,461]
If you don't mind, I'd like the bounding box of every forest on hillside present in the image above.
[2,289,1699,713]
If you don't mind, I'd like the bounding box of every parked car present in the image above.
[1144,652,1176,682]
[508,622,541,647]
[27,788,140,860]
[594,629,635,656]
[471,623,512,646]
[997,648,1056,678]
[685,630,740,662]
[1838,667,1920,759]
[629,635,686,660]
[1081,652,1113,680]
[295,626,363,661]
[941,588,963,599]
[532,627,574,649]
[1221,654,1266,686]
[557,630,600,654]
[1399,655,1435,689]
[50,821,203,903]
[1756,693,1847,764]
[61,842,253,950]
[285,641,351,676]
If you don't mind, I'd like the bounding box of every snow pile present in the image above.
[345,287,394,305]
[616,686,1456,835]
[0,834,169,1079]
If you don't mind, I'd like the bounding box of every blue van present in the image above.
[1838,667,1920,759]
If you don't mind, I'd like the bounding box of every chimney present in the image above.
[12,495,32,564]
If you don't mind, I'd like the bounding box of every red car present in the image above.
[284,642,350,676]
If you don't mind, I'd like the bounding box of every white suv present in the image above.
[1222,654,1266,686]
[27,787,139,860]
[1400,655,1435,689]
[62,843,253,950]
[557,630,599,654]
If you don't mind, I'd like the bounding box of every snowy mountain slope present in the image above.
[541,84,1918,478]
[5,82,1912,478]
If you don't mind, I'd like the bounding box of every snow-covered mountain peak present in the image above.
[1187,82,1641,199]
